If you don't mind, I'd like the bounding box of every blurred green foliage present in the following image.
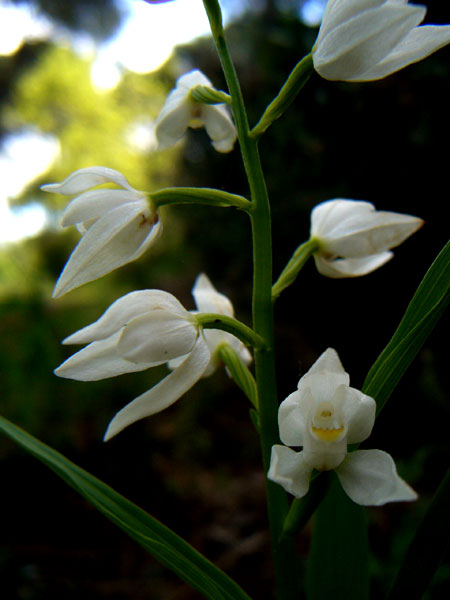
[1,1,449,599]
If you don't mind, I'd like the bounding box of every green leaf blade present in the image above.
[363,239,450,413]
[0,415,252,600]
[306,474,369,600]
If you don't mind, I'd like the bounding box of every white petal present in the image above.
[154,101,191,150]
[118,311,197,363]
[341,388,376,444]
[41,167,136,195]
[192,273,234,316]
[61,189,144,227]
[323,212,424,257]
[336,449,417,506]
[359,24,450,80]
[103,335,211,441]
[311,199,374,238]
[316,1,385,47]
[314,4,426,81]
[267,445,312,498]
[303,347,347,378]
[63,290,187,344]
[202,104,237,153]
[55,332,160,382]
[53,202,159,298]
[177,69,213,90]
[278,388,312,447]
[313,252,393,278]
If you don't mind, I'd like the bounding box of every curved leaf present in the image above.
[363,239,450,413]
[0,415,252,600]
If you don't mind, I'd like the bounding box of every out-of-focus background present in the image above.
[1,0,449,598]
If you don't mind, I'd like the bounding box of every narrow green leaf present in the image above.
[386,467,450,600]
[363,239,450,413]
[306,474,369,600]
[0,415,252,600]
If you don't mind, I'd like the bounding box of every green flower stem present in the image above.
[151,187,251,211]
[272,238,319,301]
[217,344,258,408]
[203,2,300,598]
[196,313,266,350]
[250,54,314,139]
[280,473,330,542]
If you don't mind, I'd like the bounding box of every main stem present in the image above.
[203,3,299,598]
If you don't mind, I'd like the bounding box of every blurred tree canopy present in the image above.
[1,1,449,599]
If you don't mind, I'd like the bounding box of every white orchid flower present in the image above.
[312,0,450,82]
[55,275,251,441]
[168,273,252,376]
[42,167,161,298]
[268,348,417,506]
[154,70,237,153]
[310,199,423,278]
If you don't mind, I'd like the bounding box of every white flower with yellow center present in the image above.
[154,70,237,153]
[42,167,160,297]
[312,0,450,82]
[310,199,423,277]
[268,348,417,506]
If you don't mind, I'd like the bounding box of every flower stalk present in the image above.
[203,1,300,597]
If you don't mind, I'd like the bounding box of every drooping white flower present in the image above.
[310,199,423,277]
[55,275,251,440]
[154,70,237,153]
[268,348,417,506]
[42,167,161,298]
[312,0,450,82]
[168,273,252,376]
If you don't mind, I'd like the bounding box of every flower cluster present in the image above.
[40,3,435,509]
[55,273,251,441]
[268,349,417,506]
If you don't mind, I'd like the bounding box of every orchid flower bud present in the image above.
[310,199,423,277]
[154,70,237,153]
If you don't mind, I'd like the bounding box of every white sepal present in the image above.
[268,445,312,499]
[55,331,161,382]
[41,167,136,195]
[118,310,198,364]
[312,1,450,82]
[53,202,160,298]
[103,335,211,441]
[336,449,418,506]
[63,290,186,345]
